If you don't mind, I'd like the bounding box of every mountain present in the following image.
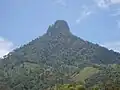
[0,20,120,90]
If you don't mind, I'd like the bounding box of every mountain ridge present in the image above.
[0,20,120,90]
[1,20,120,66]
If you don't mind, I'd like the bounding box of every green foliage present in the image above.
[92,86,99,90]
[85,65,120,89]
[54,84,85,90]
[0,20,120,90]
[76,85,85,90]
[69,87,75,90]
[72,67,99,82]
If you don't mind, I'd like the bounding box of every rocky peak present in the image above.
[47,20,71,36]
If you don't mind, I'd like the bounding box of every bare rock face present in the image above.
[47,20,71,36]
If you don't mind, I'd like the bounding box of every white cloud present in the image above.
[95,0,110,9]
[76,6,93,24]
[0,37,14,58]
[95,0,120,9]
[111,0,120,4]
[102,41,120,52]
[54,0,67,7]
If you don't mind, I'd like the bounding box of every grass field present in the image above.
[72,67,99,82]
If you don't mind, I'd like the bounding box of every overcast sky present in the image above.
[1,0,120,57]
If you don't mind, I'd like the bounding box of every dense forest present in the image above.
[0,20,120,90]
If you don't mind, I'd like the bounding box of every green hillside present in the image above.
[0,20,120,90]
[72,67,99,82]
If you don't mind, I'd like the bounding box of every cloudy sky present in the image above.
[0,0,120,57]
